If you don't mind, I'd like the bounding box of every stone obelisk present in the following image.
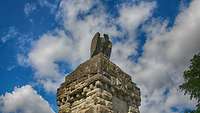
[57,32,141,113]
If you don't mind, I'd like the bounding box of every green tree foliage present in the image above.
[180,53,200,113]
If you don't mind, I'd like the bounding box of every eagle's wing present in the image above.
[90,32,101,57]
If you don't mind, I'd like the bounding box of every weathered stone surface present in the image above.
[57,53,141,113]
[57,33,140,113]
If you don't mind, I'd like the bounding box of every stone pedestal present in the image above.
[57,53,141,113]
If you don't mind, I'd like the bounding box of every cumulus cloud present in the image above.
[58,0,120,60]
[133,0,200,112]
[26,0,199,112]
[28,0,155,93]
[118,2,155,34]
[29,31,69,92]
[111,1,155,72]
[0,85,55,113]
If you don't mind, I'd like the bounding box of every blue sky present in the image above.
[0,0,199,113]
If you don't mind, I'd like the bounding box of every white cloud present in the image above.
[28,0,155,93]
[165,88,195,112]
[111,1,155,73]
[29,31,69,92]
[133,0,200,112]
[26,0,199,112]
[59,0,120,61]
[28,0,117,93]
[0,85,55,113]
[140,87,196,113]
[118,2,155,34]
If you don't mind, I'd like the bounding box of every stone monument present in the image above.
[57,32,141,113]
